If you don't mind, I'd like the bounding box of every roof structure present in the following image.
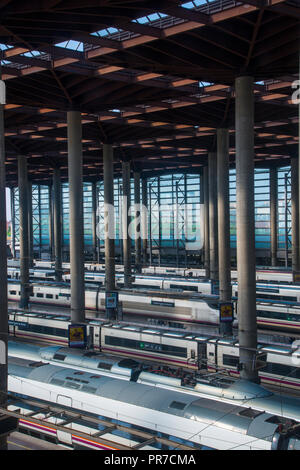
[0,0,299,185]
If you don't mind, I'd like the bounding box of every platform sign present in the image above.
[211,280,219,295]
[219,302,234,323]
[68,324,87,348]
[105,291,119,309]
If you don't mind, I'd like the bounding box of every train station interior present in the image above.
[0,0,300,452]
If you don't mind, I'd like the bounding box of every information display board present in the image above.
[219,302,234,323]
[68,324,87,348]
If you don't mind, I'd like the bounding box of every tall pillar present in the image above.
[91,181,98,263]
[291,156,299,272]
[0,87,8,450]
[28,181,33,267]
[217,128,232,335]
[269,167,278,267]
[10,187,16,259]
[48,184,54,260]
[203,166,210,278]
[67,110,85,323]
[53,167,62,281]
[141,176,148,265]
[18,155,30,309]
[103,144,115,292]
[208,152,218,282]
[235,75,258,383]
[122,161,131,287]
[134,171,142,272]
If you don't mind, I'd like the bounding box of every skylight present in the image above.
[56,40,84,51]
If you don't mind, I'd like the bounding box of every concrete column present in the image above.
[203,166,210,278]
[122,161,131,287]
[208,152,218,282]
[0,92,8,450]
[217,129,232,335]
[134,171,142,272]
[91,181,98,263]
[48,184,54,260]
[28,181,33,267]
[103,144,115,292]
[53,167,62,281]
[235,75,258,383]
[269,167,278,267]
[141,177,148,265]
[217,129,231,299]
[18,155,30,309]
[67,110,85,323]
[291,156,299,272]
[10,187,16,258]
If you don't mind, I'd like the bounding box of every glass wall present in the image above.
[10,166,292,260]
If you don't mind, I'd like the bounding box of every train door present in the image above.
[197,342,207,370]
[206,340,217,370]
[92,325,101,350]
[56,395,73,446]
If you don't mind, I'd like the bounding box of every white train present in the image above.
[7,280,221,326]
[7,311,300,392]
[8,259,294,283]
[8,339,300,420]
[8,278,300,331]
[8,357,300,450]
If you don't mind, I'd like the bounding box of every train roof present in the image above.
[9,357,299,445]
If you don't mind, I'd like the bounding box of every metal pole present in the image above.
[158,176,161,266]
[235,75,258,383]
[10,187,16,259]
[203,166,210,278]
[217,128,232,335]
[141,176,148,265]
[149,183,153,265]
[0,83,8,450]
[67,110,85,323]
[48,183,53,260]
[103,144,115,293]
[28,181,33,267]
[18,155,30,309]
[291,157,299,273]
[208,152,218,282]
[91,181,98,263]
[53,167,62,281]
[269,167,278,267]
[122,161,131,287]
[134,171,142,273]
[284,173,289,268]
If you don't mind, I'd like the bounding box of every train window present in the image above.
[118,358,140,369]
[261,362,300,379]
[36,293,44,298]
[169,401,187,410]
[46,294,53,299]
[191,350,195,359]
[53,353,66,361]
[65,381,80,389]
[222,354,239,367]
[50,378,65,386]
[104,335,187,358]
[257,310,289,320]
[9,290,16,295]
[18,323,68,338]
[239,409,262,419]
[81,385,97,393]
[97,362,112,370]
[170,284,198,292]
[256,293,298,302]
